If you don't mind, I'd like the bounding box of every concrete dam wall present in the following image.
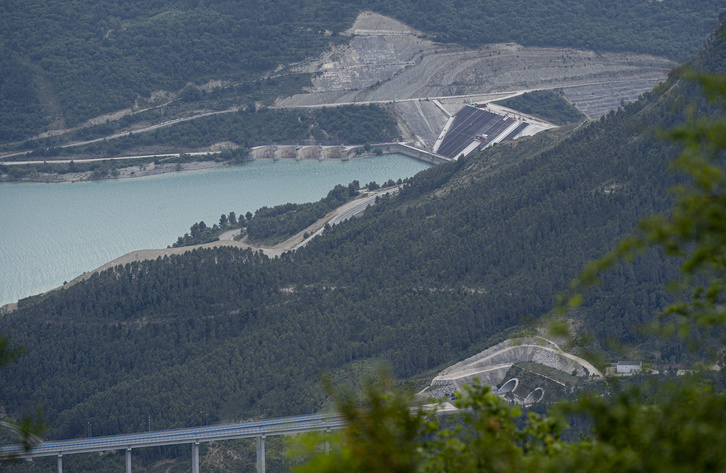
[248,142,450,165]
[248,145,345,161]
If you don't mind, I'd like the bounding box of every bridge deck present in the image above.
[1,413,346,459]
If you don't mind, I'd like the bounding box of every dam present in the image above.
[248,141,451,165]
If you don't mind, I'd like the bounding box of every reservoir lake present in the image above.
[0,154,431,307]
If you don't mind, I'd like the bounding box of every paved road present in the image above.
[295,187,398,250]
[218,228,242,241]
[0,151,221,166]
[1,399,455,461]
[0,413,346,459]
[0,78,626,162]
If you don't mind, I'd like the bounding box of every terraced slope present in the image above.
[276,12,676,148]
[423,337,602,399]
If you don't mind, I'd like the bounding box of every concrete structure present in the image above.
[435,106,533,160]
[1,413,346,473]
[523,388,545,405]
[496,378,519,394]
[297,145,321,160]
[249,141,450,165]
[321,146,343,160]
[423,337,602,400]
[249,144,346,161]
[372,142,451,164]
[616,361,642,374]
[275,146,297,160]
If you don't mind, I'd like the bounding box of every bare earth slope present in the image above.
[276,12,676,149]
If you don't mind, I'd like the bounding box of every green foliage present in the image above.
[0,51,47,142]
[64,105,396,158]
[550,379,726,473]
[171,212,244,248]
[496,90,586,125]
[0,0,359,136]
[246,182,359,244]
[0,336,45,461]
[0,336,24,368]
[373,0,722,61]
[311,106,399,144]
[295,373,726,473]
[295,370,428,473]
[292,375,569,473]
[172,219,223,247]
[565,70,726,337]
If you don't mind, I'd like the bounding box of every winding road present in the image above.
[48,187,398,295]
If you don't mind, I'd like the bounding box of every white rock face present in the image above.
[422,337,601,399]
[277,11,675,148]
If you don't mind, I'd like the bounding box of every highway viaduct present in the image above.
[0,412,347,473]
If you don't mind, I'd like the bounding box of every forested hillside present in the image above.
[0,0,722,143]
[10,104,398,161]
[3,11,726,473]
[4,9,726,450]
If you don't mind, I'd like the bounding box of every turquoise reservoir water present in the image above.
[0,155,431,306]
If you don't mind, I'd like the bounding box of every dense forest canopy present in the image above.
[0,0,722,143]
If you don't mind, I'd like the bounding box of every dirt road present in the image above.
[58,187,396,290]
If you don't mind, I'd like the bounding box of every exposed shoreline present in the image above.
[0,150,396,184]
[0,187,393,314]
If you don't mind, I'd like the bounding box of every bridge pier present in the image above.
[256,435,266,473]
[192,442,200,473]
[126,448,132,473]
[324,429,331,454]
[57,454,62,473]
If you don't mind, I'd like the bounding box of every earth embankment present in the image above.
[277,12,676,148]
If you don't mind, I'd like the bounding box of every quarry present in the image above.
[275,11,676,153]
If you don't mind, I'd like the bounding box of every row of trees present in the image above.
[172,211,246,248]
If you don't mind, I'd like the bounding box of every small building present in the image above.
[616,361,642,374]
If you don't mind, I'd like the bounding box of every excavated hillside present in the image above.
[277,11,676,150]
[422,337,602,400]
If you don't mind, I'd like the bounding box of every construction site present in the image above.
[420,337,602,406]
[272,11,675,159]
